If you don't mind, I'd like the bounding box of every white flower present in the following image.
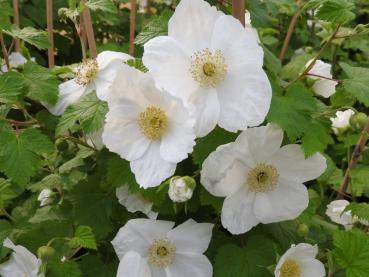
[143,0,271,137]
[0,238,44,277]
[201,124,327,234]
[37,188,54,207]
[112,218,213,277]
[116,186,158,219]
[244,10,259,42]
[1,52,35,72]
[168,176,195,203]
[325,200,354,229]
[49,51,131,115]
[330,109,354,135]
[275,243,325,277]
[86,128,104,150]
[102,65,196,188]
[306,59,338,98]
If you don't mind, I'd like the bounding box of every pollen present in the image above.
[280,259,301,277]
[139,106,169,140]
[247,163,279,193]
[190,48,227,88]
[75,59,99,86]
[148,239,176,268]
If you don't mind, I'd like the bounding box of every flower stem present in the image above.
[305,73,342,83]
[0,208,16,223]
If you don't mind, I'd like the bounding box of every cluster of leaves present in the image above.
[0,0,369,276]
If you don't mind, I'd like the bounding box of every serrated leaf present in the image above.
[199,187,223,214]
[0,72,25,103]
[4,26,50,49]
[214,235,275,277]
[316,0,355,24]
[0,128,54,185]
[346,203,369,222]
[135,10,172,45]
[281,53,315,80]
[0,178,18,208]
[29,206,67,223]
[301,120,333,156]
[333,230,369,277]
[0,0,13,30]
[57,92,107,135]
[59,146,95,174]
[85,0,117,13]
[106,154,139,191]
[69,225,97,250]
[22,62,59,105]
[48,261,82,277]
[350,165,369,196]
[125,58,148,72]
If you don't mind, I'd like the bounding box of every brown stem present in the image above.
[81,2,97,58]
[129,0,137,56]
[12,0,20,52]
[305,73,342,83]
[0,30,10,70]
[46,0,55,67]
[337,116,369,199]
[279,0,302,62]
[232,0,245,26]
[0,208,16,223]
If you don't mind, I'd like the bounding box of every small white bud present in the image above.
[325,200,354,229]
[37,189,54,207]
[330,109,355,135]
[168,176,195,203]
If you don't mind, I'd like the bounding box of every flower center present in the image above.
[280,259,301,277]
[148,239,176,268]
[75,59,98,86]
[247,163,279,193]
[190,48,227,88]
[138,106,168,140]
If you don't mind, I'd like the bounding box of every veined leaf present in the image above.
[4,26,50,50]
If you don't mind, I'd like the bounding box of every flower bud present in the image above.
[168,176,195,203]
[350,112,367,131]
[37,189,54,207]
[330,109,355,135]
[297,223,309,237]
[37,246,55,261]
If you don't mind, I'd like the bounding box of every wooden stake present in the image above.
[129,0,137,56]
[81,2,97,58]
[12,0,20,52]
[46,0,55,67]
[232,0,245,26]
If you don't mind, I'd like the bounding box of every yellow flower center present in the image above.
[148,239,176,268]
[280,259,301,277]
[75,59,99,86]
[190,48,227,88]
[138,106,168,140]
[247,163,279,193]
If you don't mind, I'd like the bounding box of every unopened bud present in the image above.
[297,224,309,237]
[37,246,55,261]
[350,112,367,131]
[168,176,196,203]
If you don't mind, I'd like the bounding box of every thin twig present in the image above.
[46,0,55,68]
[0,30,10,70]
[81,2,97,58]
[0,208,16,223]
[337,116,369,199]
[305,73,342,83]
[129,0,137,56]
[12,0,20,52]
[279,0,302,62]
[232,0,245,26]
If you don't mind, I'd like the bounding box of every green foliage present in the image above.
[48,261,82,277]
[4,26,50,50]
[69,225,97,250]
[0,0,13,30]
[346,203,369,222]
[0,72,24,104]
[84,0,117,14]
[316,0,355,24]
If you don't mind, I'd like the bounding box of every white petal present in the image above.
[168,0,222,52]
[313,79,337,98]
[117,252,151,277]
[201,143,238,197]
[111,218,175,259]
[131,142,177,188]
[300,259,326,277]
[271,144,327,183]
[190,88,220,137]
[167,219,213,254]
[94,61,124,101]
[221,187,258,234]
[167,254,212,277]
[253,179,309,224]
[48,79,88,115]
[8,52,28,67]
[96,50,132,70]
[143,36,196,101]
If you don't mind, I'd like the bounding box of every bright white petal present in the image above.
[168,0,222,52]
[300,259,326,277]
[221,187,258,234]
[167,254,212,277]
[111,219,175,259]
[94,61,124,101]
[313,79,337,98]
[271,144,327,183]
[117,252,151,277]
[167,219,213,254]
[143,36,196,101]
[190,87,220,137]
[253,179,309,224]
[131,142,177,188]
[96,50,132,70]
[48,79,88,115]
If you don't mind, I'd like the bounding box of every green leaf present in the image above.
[48,261,82,277]
[0,72,24,104]
[29,206,67,223]
[214,235,275,277]
[301,120,333,156]
[125,58,148,72]
[333,230,369,277]
[346,203,369,222]
[340,63,369,107]
[106,154,139,191]
[199,187,223,214]
[316,0,355,24]
[280,53,314,80]
[0,0,13,30]
[0,178,18,208]
[69,225,97,250]
[135,10,172,45]
[59,146,95,174]
[192,127,238,166]
[267,82,317,139]
[0,128,54,185]
[57,92,108,135]
[22,62,59,105]
[4,26,50,49]
[84,0,117,13]
[350,165,369,196]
